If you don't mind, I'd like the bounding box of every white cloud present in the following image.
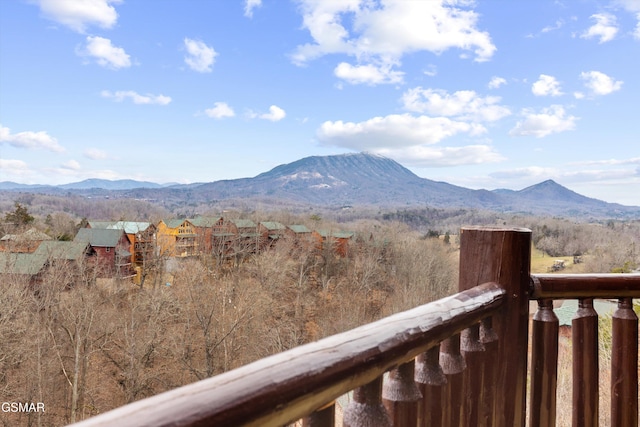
[79,36,131,69]
[580,70,623,95]
[423,64,437,77]
[83,148,108,160]
[101,90,172,105]
[35,0,121,33]
[379,145,505,167]
[247,105,287,121]
[184,38,217,73]
[0,159,32,176]
[317,114,486,150]
[401,88,511,122]
[316,112,503,167]
[490,166,558,181]
[488,76,506,89]
[205,102,235,119]
[531,74,563,97]
[581,13,618,43]
[572,157,640,166]
[541,19,564,34]
[259,105,286,122]
[244,0,262,18]
[509,105,577,138]
[334,62,404,85]
[61,160,81,170]
[292,0,495,84]
[613,2,640,39]
[0,125,65,152]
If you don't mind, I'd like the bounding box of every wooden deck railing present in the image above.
[70,227,640,427]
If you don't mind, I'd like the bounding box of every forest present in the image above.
[1,194,639,426]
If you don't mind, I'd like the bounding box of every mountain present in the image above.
[188,153,503,208]
[0,179,166,191]
[190,153,639,217]
[59,179,165,190]
[2,153,638,218]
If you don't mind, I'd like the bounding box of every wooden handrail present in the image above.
[65,227,640,427]
[530,273,640,299]
[69,282,505,427]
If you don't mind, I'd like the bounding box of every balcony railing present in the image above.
[69,227,639,427]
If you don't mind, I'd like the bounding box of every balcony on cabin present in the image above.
[69,227,639,427]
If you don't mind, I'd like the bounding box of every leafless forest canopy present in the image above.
[1,193,639,426]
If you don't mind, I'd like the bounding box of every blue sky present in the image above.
[1,0,639,206]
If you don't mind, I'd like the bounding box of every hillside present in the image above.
[1,153,639,219]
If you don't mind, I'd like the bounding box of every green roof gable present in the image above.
[75,228,125,247]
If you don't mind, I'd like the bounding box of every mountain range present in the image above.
[1,153,638,218]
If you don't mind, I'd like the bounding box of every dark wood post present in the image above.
[461,323,485,426]
[611,297,638,427]
[572,298,599,427]
[458,226,531,427]
[343,376,391,427]
[302,401,335,427]
[529,299,559,427]
[415,345,446,427]
[382,360,421,427]
[440,334,465,427]
[479,317,498,427]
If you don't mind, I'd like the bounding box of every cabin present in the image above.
[157,219,197,257]
[285,224,313,251]
[229,218,259,255]
[88,221,156,266]
[189,216,223,253]
[0,227,52,253]
[74,228,132,277]
[312,229,355,257]
[258,221,286,249]
[0,240,92,286]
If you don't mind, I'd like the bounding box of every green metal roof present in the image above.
[231,219,256,228]
[315,229,355,239]
[161,219,191,229]
[34,241,90,260]
[288,224,310,234]
[89,221,153,234]
[0,252,47,275]
[88,221,115,229]
[189,216,221,227]
[74,228,125,247]
[260,221,286,231]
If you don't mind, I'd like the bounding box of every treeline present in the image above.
[0,219,457,426]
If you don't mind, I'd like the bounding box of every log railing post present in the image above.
[611,297,638,427]
[479,317,498,427]
[382,360,421,427]
[529,299,559,427]
[572,298,599,427]
[458,226,531,427]
[415,345,446,427]
[461,323,485,426]
[343,376,391,427]
[440,334,466,427]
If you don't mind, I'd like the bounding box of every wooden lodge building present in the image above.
[1,216,356,284]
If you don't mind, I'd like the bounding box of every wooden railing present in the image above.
[70,227,639,427]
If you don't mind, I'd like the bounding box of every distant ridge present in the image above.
[2,153,639,219]
[59,179,165,190]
